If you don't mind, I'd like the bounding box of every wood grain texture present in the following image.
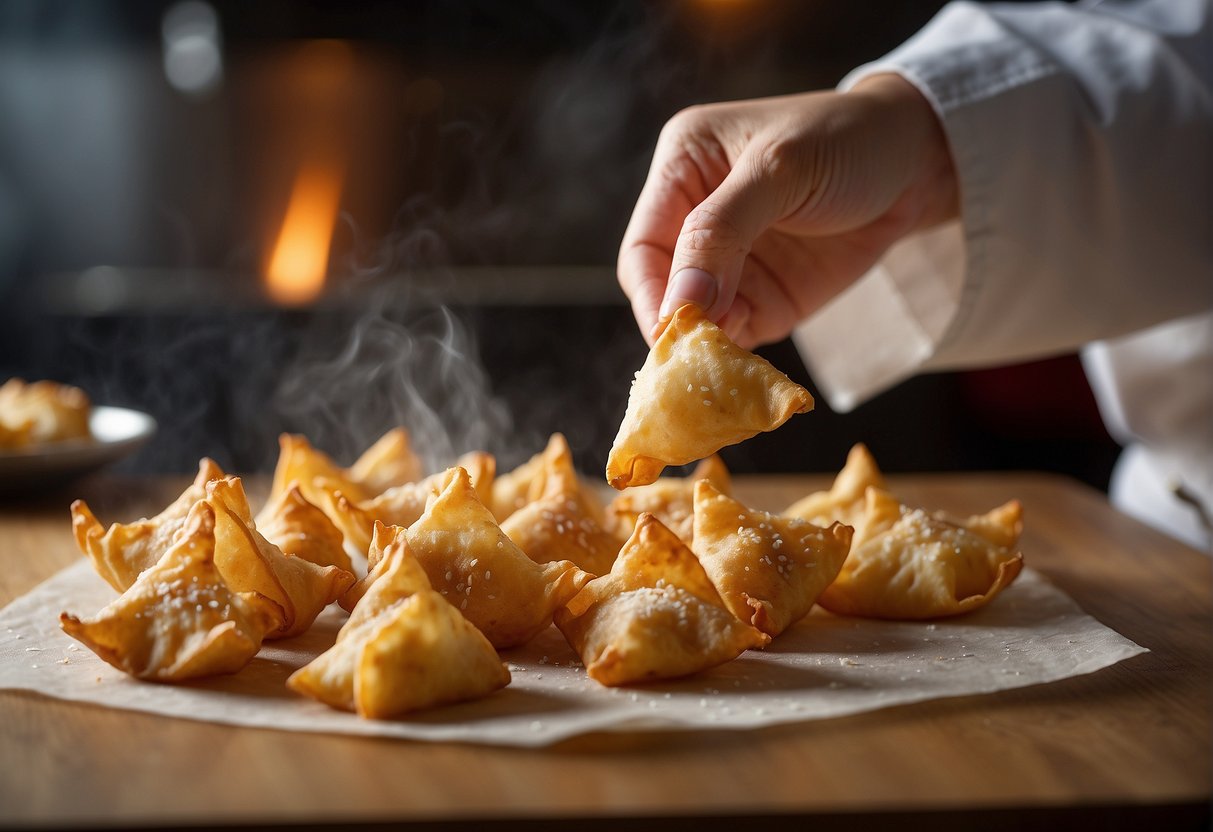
[0,472,1208,827]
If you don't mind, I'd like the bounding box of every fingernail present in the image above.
[659,268,718,319]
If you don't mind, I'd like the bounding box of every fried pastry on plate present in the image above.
[60,502,283,682]
[816,488,1024,620]
[0,378,91,445]
[268,428,423,507]
[606,455,731,544]
[554,513,769,686]
[206,477,354,639]
[783,443,885,530]
[345,466,590,649]
[254,483,352,573]
[500,444,621,576]
[71,458,227,592]
[606,304,813,490]
[324,451,495,557]
[288,523,509,718]
[692,480,853,638]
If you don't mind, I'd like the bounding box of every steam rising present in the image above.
[273,296,513,474]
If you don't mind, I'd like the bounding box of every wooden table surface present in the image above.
[0,472,1209,831]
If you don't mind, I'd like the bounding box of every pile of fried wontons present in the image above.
[59,305,1024,719]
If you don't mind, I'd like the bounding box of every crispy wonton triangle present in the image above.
[489,444,546,521]
[500,445,621,576]
[554,513,769,686]
[325,451,495,557]
[692,480,853,638]
[358,466,591,649]
[269,428,425,509]
[606,304,813,490]
[270,433,364,506]
[784,443,885,529]
[255,483,352,573]
[59,502,283,682]
[288,592,509,718]
[71,458,227,592]
[339,521,433,620]
[207,477,354,639]
[816,489,1025,620]
[346,427,424,495]
[606,454,731,544]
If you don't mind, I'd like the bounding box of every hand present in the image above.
[617,74,959,349]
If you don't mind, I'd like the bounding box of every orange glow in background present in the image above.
[265,163,343,306]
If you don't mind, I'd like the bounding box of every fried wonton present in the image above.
[816,489,1025,620]
[254,483,352,573]
[692,480,853,638]
[269,428,423,508]
[490,433,606,524]
[346,466,590,649]
[784,443,885,530]
[490,447,545,521]
[60,502,283,682]
[324,451,495,557]
[71,458,227,592]
[288,523,510,718]
[206,477,354,639]
[606,455,731,544]
[500,445,621,576]
[0,378,91,445]
[606,305,813,490]
[554,513,769,686]
[346,427,424,495]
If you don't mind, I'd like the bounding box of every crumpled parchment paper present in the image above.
[0,560,1146,747]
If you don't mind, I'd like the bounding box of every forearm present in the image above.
[799,0,1213,410]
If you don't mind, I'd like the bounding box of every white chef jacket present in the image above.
[793,0,1213,550]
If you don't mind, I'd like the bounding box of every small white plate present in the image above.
[0,406,157,494]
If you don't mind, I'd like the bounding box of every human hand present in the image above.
[618,74,958,349]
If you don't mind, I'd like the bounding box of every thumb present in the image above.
[657,150,792,327]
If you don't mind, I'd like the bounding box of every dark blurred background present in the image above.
[0,0,1119,486]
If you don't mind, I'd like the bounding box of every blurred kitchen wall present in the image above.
[0,0,1119,486]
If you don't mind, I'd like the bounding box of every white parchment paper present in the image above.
[0,560,1146,747]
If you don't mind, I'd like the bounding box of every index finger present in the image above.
[617,146,710,344]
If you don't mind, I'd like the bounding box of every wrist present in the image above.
[851,73,959,230]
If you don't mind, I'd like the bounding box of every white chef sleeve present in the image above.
[793,0,1213,413]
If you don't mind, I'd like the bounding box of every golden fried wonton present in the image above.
[692,480,853,638]
[347,466,590,649]
[71,457,227,592]
[816,489,1025,620]
[346,427,424,495]
[554,513,769,686]
[288,523,509,718]
[490,433,606,525]
[783,443,885,529]
[0,378,91,446]
[255,483,352,573]
[60,502,283,682]
[268,428,423,508]
[489,443,546,521]
[500,445,621,576]
[605,455,731,544]
[606,305,813,490]
[206,477,354,639]
[324,451,495,557]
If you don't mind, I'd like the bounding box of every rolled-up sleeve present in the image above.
[794,0,1213,413]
